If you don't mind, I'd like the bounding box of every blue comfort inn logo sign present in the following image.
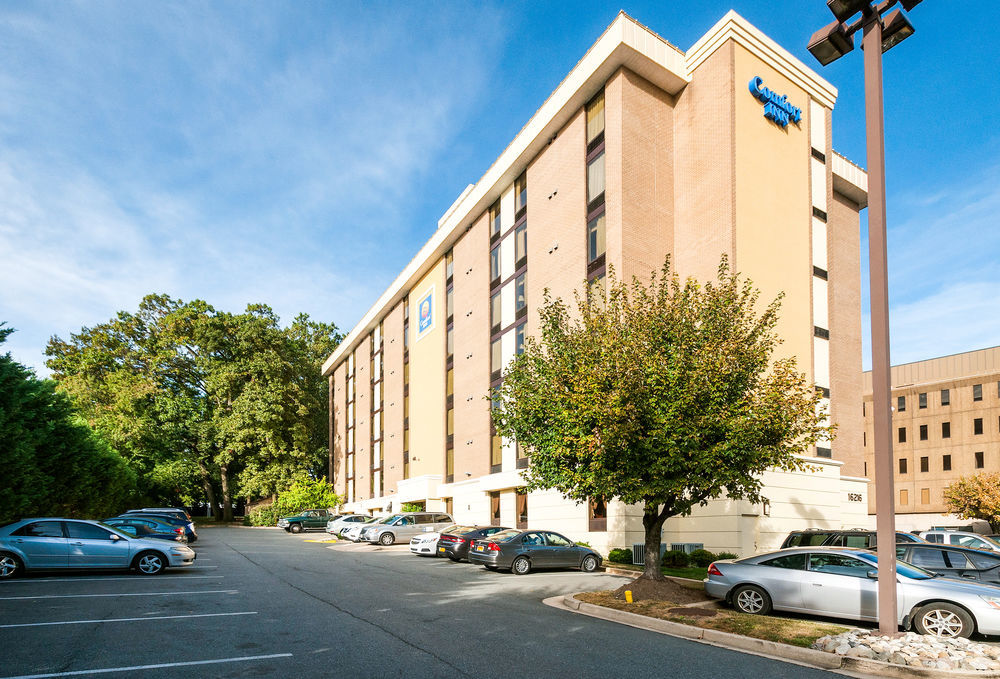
[748,76,801,128]
[416,286,434,340]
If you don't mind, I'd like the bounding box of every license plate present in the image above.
[475,545,483,552]
[438,546,445,553]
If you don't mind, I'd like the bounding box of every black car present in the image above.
[780,529,923,549]
[895,543,1000,585]
[105,520,185,544]
[437,525,511,562]
[113,513,196,543]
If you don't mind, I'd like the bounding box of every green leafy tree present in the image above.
[491,259,829,580]
[0,324,136,521]
[944,473,1000,533]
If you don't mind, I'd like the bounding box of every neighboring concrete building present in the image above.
[862,346,1000,532]
[322,11,870,555]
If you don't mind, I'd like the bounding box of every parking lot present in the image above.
[0,527,842,679]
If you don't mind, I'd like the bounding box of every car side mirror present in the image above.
[866,570,878,579]
[110,534,121,541]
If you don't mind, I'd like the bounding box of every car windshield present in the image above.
[489,529,522,542]
[377,515,399,525]
[97,522,133,538]
[856,552,935,580]
[445,526,476,535]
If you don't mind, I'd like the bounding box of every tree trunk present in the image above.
[197,460,218,521]
[220,463,234,522]
[640,501,671,581]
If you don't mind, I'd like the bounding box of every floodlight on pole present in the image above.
[808,0,918,637]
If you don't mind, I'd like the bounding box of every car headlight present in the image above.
[980,596,1000,610]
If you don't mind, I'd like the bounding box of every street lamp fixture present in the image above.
[807,0,919,637]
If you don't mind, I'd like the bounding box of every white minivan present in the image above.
[919,530,1000,552]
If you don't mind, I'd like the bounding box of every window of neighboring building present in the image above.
[943,454,952,471]
[587,212,606,263]
[897,395,906,412]
[976,451,985,469]
[490,434,502,471]
[514,222,527,269]
[919,392,927,409]
[490,491,501,526]
[515,324,525,356]
[973,383,983,401]
[899,458,907,474]
[588,496,607,532]
[942,422,951,438]
[446,286,454,321]
[490,246,500,283]
[921,488,930,505]
[900,489,909,505]
[514,173,527,215]
[898,427,906,443]
[920,456,929,473]
[586,90,605,149]
[919,424,928,441]
[514,273,526,319]
[941,389,950,406]
[516,490,528,529]
[446,325,454,358]
[490,338,502,380]
[587,151,605,207]
[490,292,501,333]
[489,199,501,240]
[975,418,984,435]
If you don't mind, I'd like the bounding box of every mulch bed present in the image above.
[612,576,711,604]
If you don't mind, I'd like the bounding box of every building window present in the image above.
[514,273,526,319]
[489,199,501,240]
[490,338,502,380]
[976,451,985,469]
[897,395,906,412]
[516,490,528,529]
[943,454,952,472]
[920,488,930,505]
[898,458,907,474]
[587,212,607,264]
[941,389,950,406]
[515,324,525,356]
[919,424,928,441]
[588,496,607,532]
[919,392,927,409]
[816,446,832,458]
[490,491,501,526]
[514,222,527,269]
[586,89,605,150]
[587,151,606,208]
[514,173,527,216]
[900,489,909,505]
[898,427,906,443]
[920,456,929,473]
[516,441,528,469]
[973,383,983,401]
[490,246,500,284]
[974,418,984,435]
[490,292,502,333]
[490,434,502,473]
[942,422,951,438]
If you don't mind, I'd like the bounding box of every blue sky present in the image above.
[1,1,997,375]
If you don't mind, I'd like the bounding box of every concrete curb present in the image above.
[548,593,1000,678]
[602,566,703,585]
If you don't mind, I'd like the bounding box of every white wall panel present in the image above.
[500,232,515,281]
[500,184,515,233]
[500,280,515,328]
[814,336,830,389]
[810,99,826,152]
[811,157,827,212]
[812,217,828,271]
[812,277,829,330]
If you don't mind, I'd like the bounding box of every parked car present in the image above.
[115,512,197,543]
[326,514,371,535]
[436,525,511,562]
[780,528,923,549]
[894,543,1000,585]
[0,518,196,578]
[919,531,1000,553]
[343,516,385,542]
[704,546,1000,638]
[104,517,187,543]
[362,512,455,546]
[467,529,602,575]
[126,507,192,521]
[409,525,458,556]
[277,509,334,534]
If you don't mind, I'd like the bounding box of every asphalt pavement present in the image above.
[0,527,852,678]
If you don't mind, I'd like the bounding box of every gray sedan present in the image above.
[704,547,1000,638]
[0,518,196,578]
[467,529,601,575]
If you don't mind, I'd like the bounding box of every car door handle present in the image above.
[812,583,823,587]
[70,542,83,546]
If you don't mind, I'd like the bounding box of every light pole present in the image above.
[808,0,919,636]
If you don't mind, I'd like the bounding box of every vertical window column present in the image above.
[403,298,410,480]
[370,323,384,497]
[346,353,356,504]
[585,90,606,287]
[445,252,455,484]
[809,98,831,459]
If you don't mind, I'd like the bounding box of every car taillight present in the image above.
[455,538,466,543]
[707,563,722,576]
[487,542,500,551]
[174,528,183,534]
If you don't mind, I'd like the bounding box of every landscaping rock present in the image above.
[813,629,1000,671]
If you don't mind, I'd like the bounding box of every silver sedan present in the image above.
[704,546,1000,638]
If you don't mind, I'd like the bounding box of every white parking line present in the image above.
[0,611,257,628]
[0,589,237,601]
[0,653,292,679]
[0,575,223,584]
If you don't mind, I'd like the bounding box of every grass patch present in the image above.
[576,591,849,648]
[605,562,708,580]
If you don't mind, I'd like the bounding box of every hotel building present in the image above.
[862,346,1000,532]
[322,11,872,555]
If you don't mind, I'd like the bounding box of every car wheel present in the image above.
[512,556,531,575]
[379,533,395,546]
[289,523,303,534]
[913,602,974,639]
[134,551,165,575]
[0,552,22,579]
[581,555,599,573]
[732,585,772,615]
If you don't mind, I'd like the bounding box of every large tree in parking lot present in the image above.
[491,258,830,581]
[944,473,1000,533]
